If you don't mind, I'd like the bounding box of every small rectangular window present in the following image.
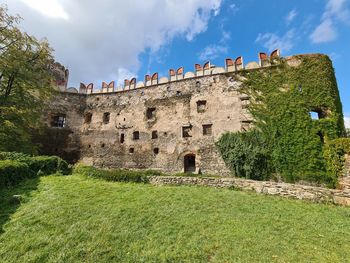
[133,131,140,140]
[84,112,92,124]
[182,126,192,138]
[103,112,110,124]
[202,124,212,136]
[146,107,156,120]
[196,100,207,113]
[120,133,125,143]
[52,115,66,128]
[152,130,158,139]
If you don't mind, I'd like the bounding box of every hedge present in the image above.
[74,164,163,183]
[0,160,33,188]
[0,152,70,175]
[0,152,71,189]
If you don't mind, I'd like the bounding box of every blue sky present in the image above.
[5,0,350,127]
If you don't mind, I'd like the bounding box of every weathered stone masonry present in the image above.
[41,51,345,176]
[148,176,350,206]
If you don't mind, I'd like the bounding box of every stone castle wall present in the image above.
[42,51,282,174]
[148,176,350,206]
[42,51,346,176]
[44,72,251,174]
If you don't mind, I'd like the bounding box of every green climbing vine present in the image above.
[217,54,347,188]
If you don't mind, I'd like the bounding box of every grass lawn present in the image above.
[1,175,350,262]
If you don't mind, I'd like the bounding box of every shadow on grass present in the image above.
[0,177,40,235]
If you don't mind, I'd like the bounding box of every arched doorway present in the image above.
[184,154,196,173]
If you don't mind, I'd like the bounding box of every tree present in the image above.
[0,5,55,153]
[346,128,350,138]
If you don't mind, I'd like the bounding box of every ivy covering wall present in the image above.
[217,54,348,187]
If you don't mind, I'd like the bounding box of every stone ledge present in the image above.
[148,176,350,206]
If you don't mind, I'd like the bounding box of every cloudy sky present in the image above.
[4,0,350,128]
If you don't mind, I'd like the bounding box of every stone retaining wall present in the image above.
[148,176,350,206]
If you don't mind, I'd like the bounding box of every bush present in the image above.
[29,156,70,175]
[74,164,164,183]
[0,152,70,175]
[216,130,272,181]
[0,152,31,162]
[0,160,33,188]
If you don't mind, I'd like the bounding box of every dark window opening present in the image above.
[153,148,159,155]
[203,124,212,136]
[182,126,192,138]
[51,115,66,128]
[146,107,156,120]
[88,145,91,148]
[84,112,92,124]
[120,133,125,143]
[184,154,196,173]
[176,91,182,96]
[129,148,134,154]
[164,132,168,136]
[133,131,140,140]
[96,97,100,101]
[103,112,110,124]
[101,143,105,148]
[317,131,324,143]
[152,130,158,139]
[196,100,207,113]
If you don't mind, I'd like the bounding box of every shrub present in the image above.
[0,152,70,175]
[0,160,33,188]
[0,152,31,162]
[216,130,272,181]
[74,164,165,183]
[29,156,70,175]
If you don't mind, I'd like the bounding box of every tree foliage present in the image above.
[0,5,55,153]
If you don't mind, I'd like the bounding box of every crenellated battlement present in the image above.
[64,49,281,95]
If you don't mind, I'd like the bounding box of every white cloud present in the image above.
[286,9,297,25]
[255,29,295,53]
[198,44,228,61]
[323,0,350,23]
[198,29,230,61]
[310,19,337,43]
[310,0,350,43]
[345,116,350,129]
[7,0,223,87]
[20,0,69,20]
[229,3,239,14]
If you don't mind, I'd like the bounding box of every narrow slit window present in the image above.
[120,133,125,143]
[133,131,140,140]
[84,112,92,124]
[103,112,110,124]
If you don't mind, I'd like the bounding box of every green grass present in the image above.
[1,175,350,262]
